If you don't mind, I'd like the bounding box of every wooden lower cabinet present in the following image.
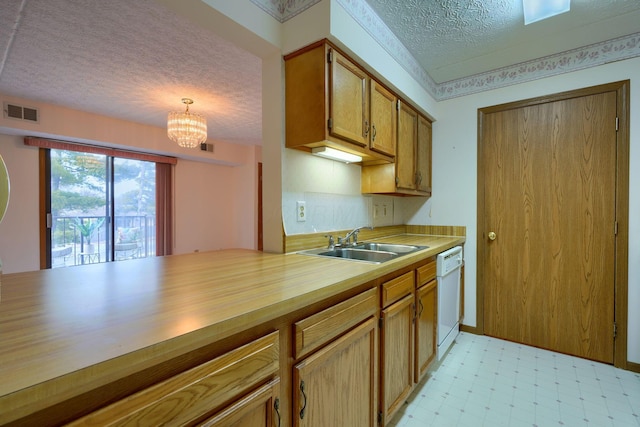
[380,294,415,424]
[21,256,452,426]
[68,332,280,427]
[415,279,437,382]
[414,258,438,383]
[293,317,378,427]
[200,378,281,427]
[379,270,415,425]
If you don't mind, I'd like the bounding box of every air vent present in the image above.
[3,102,39,123]
[200,143,214,153]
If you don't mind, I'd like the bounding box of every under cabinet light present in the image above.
[523,0,570,25]
[311,147,362,163]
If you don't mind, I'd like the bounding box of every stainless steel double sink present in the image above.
[298,242,428,264]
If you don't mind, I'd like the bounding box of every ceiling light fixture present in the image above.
[523,0,570,25]
[167,98,207,148]
[311,146,363,163]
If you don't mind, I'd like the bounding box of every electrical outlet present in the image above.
[297,201,306,222]
[373,200,394,226]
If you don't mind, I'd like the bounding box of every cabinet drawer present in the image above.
[69,331,279,426]
[381,271,414,307]
[294,287,377,359]
[416,259,436,287]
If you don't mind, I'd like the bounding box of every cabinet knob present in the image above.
[488,231,497,241]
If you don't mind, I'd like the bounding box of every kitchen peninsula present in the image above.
[0,229,464,426]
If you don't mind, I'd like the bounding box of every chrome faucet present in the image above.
[342,226,373,246]
[324,234,335,249]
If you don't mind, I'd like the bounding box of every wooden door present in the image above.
[481,90,617,363]
[415,280,437,382]
[329,49,369,147]
[380,294,414,424]
[416,115,432,194]
[370,80,397,156]
[293,317,377,427]
[396,102,418,191]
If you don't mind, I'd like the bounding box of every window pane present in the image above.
[51,149,107,267]
[113,158,156,261]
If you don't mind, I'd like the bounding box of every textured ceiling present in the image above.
[364,0,640,83]
[0,0,262,145]
[0,0,639,148]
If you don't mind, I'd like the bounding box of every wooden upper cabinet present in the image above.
[369,80,397,157]
[396,101,418,191]
[329,48,369,147]
[416,115,432,194]
[362,101,433,197]
[284,40,393,164]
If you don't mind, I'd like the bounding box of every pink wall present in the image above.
[0,135,39,273]
[173,155,258,254]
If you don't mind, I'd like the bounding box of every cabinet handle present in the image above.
[418,298,424,318]
[299,380,307,420]
[364,120,370,136]
[372,124,377,141]
[274,397,281,427]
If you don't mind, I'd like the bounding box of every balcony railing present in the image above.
[51,215,156,267]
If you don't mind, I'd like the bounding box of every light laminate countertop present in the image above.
[0,234,464,424]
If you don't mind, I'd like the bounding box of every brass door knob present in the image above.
[488,231,497,241]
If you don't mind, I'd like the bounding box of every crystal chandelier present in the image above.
[167,98,207,148]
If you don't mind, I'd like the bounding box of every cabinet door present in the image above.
[416,115,432,194]
[329,48,369,147]
[396,101,418,191]
[370,80,397,156]
[415,280,437,382]
[293,317,378,427]
[199,378,281,427]
[380,293,414,424]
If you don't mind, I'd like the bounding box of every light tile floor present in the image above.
[390,332,640,427]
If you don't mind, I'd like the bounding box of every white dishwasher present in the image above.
[436,245,463,361]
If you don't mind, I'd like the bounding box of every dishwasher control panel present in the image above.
[437,246,463,276]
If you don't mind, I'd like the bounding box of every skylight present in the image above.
[523,0,570,25]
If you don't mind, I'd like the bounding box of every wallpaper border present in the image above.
[251,0,640,100]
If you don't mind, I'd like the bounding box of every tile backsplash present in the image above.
[283,191,370,235]
[283,192,404,235]
[282,148,414,235]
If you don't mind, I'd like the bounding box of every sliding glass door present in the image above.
[49,149,156,267]
[113,157,156,261]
